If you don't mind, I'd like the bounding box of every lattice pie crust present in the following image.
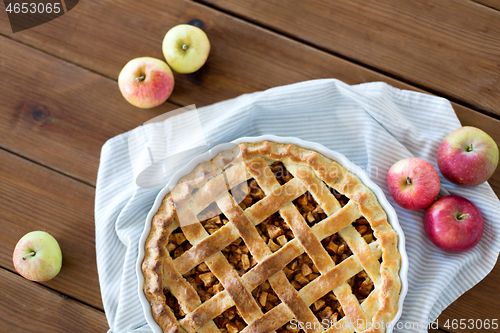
[142,141,401,333]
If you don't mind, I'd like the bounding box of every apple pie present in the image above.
[142,141,401,333]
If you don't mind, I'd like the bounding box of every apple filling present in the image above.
[164,162,376,331]
[214,306,247,333]
[284,252,320,290]
[222,237,257,276]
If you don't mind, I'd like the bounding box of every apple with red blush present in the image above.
[13,231,63,282]
[437,126,498,186]
[387,158,440,210]
[424,195,483,252]
[118,57,174,109]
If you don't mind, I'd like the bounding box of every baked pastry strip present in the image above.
[173,223,241,275]
[142,197,186,333]
[243,155,370,332]
[180,225,264,326]
[222,172,323,332]
[180,291,233,332]
[163,256,202,312]
[187,173,228,217]
[143,141,401,333]
[169,147,245,212]
[242,142,401,332]
[177,180,311,331]
[216,192,273,262]
[244,178,308,225]
[176,197,265,328]
[241,157,324,332]
[268,272,324,333]
[340,177,401,332]
[240,303,295,333]
[283,163,341,216]
[338,225,381,286]
[311,201,362,242]
[244,157,348,331]
[299,241,381,304]
[181,239,305,332]
[179,199,384,333]
[250,150,390,330]
[183,237,382,333]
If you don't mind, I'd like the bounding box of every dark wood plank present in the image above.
[437,259,500,331]
[473,0,500,11]
[0,267,109,332]
[0,1,499,326]
[197,0,500,118]
[0,36,179,186]
[1,2,499,196]
[0,148,102,310]
[1,0,497,115]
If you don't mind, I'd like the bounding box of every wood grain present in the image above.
[196,0,500,118]
[0,267,108,332]
[0,0,495,116]
[438,259,500,330]
[473,0,500,11]
[0,1,499,194]
[0,0,499,328]
[0,35,179,186]
[0,149,102,310]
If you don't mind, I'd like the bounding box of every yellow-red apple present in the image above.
[13,231,62,282]
[118,57,174,109]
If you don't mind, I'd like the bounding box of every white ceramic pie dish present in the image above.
[136,135,409,333]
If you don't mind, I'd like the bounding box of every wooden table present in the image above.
[0,0,499,332]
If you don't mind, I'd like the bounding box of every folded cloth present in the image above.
[95,79,500,333]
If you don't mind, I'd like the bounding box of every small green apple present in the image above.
[13,231,62,282]
[162,24,211,74]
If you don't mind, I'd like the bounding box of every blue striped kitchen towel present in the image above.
[95,79,500,332]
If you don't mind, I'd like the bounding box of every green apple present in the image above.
[12,231,62,282]
[162,24,211,74]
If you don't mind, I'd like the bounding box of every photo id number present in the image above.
[443,318,498,330]
[6,2,61,14]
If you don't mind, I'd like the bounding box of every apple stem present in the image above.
[406,176,412,186]
[22,251,36,260]
[457,213,471,221]
[135,75,145,82]
[466,144,473,152]
[182,44,188,51]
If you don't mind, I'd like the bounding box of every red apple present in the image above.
[437,126,499,186]
[13,231,63,281]
[387,158,440,210]
[424,195,483,252]
[118,57,174,109]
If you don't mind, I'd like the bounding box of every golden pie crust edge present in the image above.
[142,141,401,333]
